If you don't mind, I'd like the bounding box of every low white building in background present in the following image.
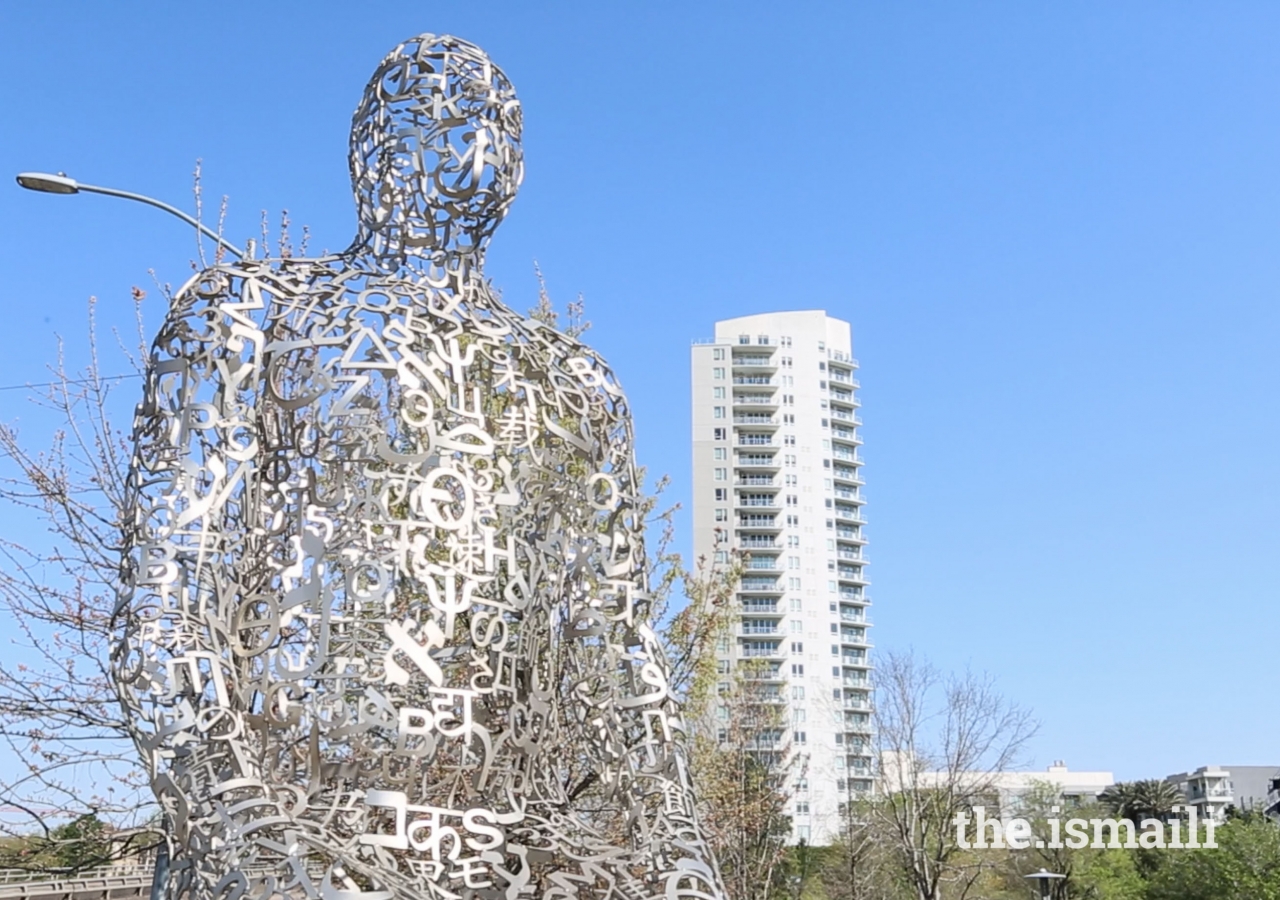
[987,761,1115,811]
[880,754,1114,816]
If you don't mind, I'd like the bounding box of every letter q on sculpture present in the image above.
[109,33,727,900]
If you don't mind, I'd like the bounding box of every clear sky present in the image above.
[1,2,1277,782]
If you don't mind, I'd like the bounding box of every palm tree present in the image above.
[1099,779,1185,823]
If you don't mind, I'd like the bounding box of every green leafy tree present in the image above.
[987,783,1145,900]
[1146,815,1280,900]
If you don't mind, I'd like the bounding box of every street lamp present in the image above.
[15,171,243,259]
[1025,868,1065,900]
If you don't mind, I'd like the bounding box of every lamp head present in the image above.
[15,172,80,194]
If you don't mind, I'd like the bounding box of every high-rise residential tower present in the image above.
[691,311,871,845]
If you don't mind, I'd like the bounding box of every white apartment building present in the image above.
[691,311,870,845]
[1167,765,1280,822]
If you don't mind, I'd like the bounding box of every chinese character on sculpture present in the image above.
[112,34,725,900]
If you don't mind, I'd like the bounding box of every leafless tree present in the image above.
[687,654,800,900]
[821,797,902,900]
[0,292,160,868]
[872,650,1037,900]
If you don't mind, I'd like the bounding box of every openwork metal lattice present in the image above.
[112,33,725,900]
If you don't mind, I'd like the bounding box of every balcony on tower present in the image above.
[731,351,777,374]
[736,451,780,471]
[737,492,782,512]
[733,412,779,429]
[733,392,779,411]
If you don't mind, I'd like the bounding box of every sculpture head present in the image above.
[349,34,524,266]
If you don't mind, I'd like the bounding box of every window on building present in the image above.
[714,508,727,521]
[831,645,839,656]
[757,335,769,345]
[790,598,802,611]
[792,664,805,675]
[793,708,806,724]
[713,386,725,398]
[797,825,811,841]
[714,468,727,481]
[738,335,750,345]
[791,642,803,654]
[713,428,725,440]
[794,734,807,747]
[714,447,726,460]
[784,435,796,446]
[830,624,838,634]
[786,515,799,526]
[788,577,801,589]
[714,551,727,563]
[787,556,799,569]
[832,666,840,676]
[818,341,825,352]
[714,488,726,501]
[819,362,826,370]
[791,685,806,700]
[713,366,725,379]
[713,348,725,360]
[790,620,802,633]
[786,494,798,506]
[713,406,725,418]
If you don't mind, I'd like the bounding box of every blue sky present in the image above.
[1,2,1277,782]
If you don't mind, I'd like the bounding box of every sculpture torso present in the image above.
[118,252,715,900]
[112,32,724,900]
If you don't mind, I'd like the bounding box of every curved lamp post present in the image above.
[1025,868,1065,900]
[15,171,243,260]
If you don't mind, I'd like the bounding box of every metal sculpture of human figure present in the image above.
[112,33,726,900]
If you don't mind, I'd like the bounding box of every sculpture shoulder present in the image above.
[161,257,349,328]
